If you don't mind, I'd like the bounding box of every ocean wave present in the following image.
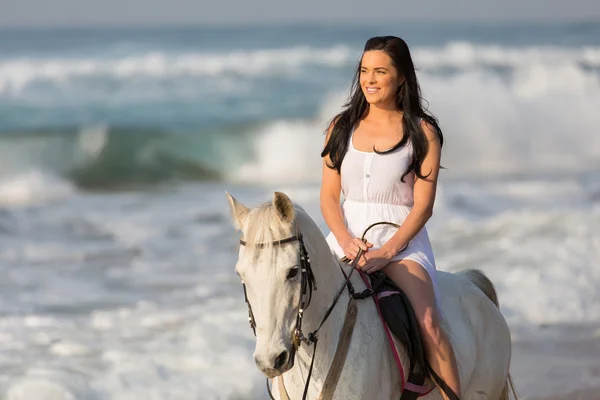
[68,126,223,189]
[412,41,600,70]
[432,204,600,326]
[0,170,74,207]
[419,63,600,177]
[0,126,229,195]
[2,43,600,95]
[0,41,600,93]
[0,45,354,94]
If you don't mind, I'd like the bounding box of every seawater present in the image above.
[1,21,600,399]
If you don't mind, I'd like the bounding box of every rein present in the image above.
[239,221,399,400]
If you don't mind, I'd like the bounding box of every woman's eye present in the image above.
[287,267,299,280]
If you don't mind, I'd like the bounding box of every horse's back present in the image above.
[435,270,512,399]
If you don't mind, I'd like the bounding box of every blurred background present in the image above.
[1,0,599,399]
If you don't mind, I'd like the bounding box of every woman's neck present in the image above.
[364,103,402,123]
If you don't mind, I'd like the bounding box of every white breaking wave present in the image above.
[1,42,599,95]
[0,170,74,207]
[431,203,600,326]
[232,120,326,184]
[421,62,600,176]
[0,45,354,94]
[230,92,347,184]
[412,41,600,69]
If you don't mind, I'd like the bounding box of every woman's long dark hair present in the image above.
[321,36,443,181]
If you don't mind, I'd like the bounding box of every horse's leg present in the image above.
[382,260,461,400]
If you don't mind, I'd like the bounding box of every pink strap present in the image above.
[405,381,431,394]
[358,272,406,392]
[376,290,400,300]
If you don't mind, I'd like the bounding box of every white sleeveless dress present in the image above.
[325,125,441,307]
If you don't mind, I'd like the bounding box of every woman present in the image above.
[320,36,460,399]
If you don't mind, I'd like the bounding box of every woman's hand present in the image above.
[357,246,396,274]
[339,236,373,261]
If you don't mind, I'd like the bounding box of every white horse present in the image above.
[227,191,517,400]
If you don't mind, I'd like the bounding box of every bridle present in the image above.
[238,222,401,400]
[239,227,324,400]
[240,229,317,353]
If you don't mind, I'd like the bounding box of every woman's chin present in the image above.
[366,97,394,108]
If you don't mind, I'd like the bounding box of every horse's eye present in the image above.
[287,266,299,280]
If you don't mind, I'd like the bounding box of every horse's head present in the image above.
[226,191,307,378]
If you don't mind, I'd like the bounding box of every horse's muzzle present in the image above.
[256,347,296,378]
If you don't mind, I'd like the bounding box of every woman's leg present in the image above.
[382,260,461,399]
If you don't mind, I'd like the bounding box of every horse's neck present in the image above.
[302,255,349,338]
[297,219,350,337]
[283,221,356,396]
[281,215,400,399]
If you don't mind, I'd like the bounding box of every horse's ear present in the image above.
[225,192,249,230]
[273,192,295,224]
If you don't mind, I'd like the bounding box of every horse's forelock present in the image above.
[243,202,295,265]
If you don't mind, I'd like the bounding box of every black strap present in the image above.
[240,234,299,247]
[302,339,318,400]
[306,257,358,342]
[241,282,256,335]
[266,378,276,400]
[427,366,460,400]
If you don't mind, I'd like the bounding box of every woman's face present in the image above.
[360,50,402,108]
